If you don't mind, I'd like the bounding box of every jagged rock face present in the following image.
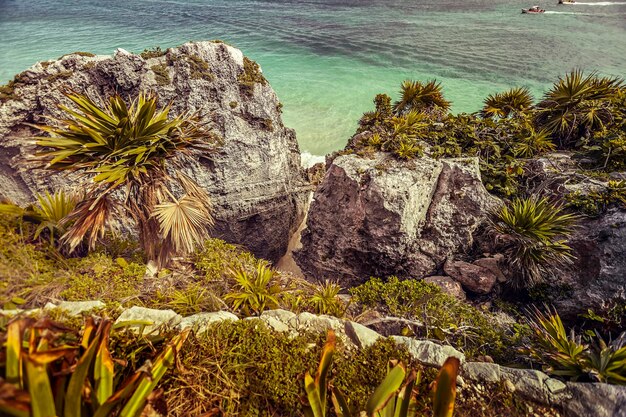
[0,41,309,261]
[294,152,499,285]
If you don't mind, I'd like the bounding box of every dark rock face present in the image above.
[0,42,309,261]
[554,209,626,316]
[294,152,499,285]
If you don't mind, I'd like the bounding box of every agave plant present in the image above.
[0,190,78,247]
[393,80,451,115]
[0,316,189,417]
[526,308,626,384]
[224,261,282,316]
[535,70,623,146]
[481,87,534,119]
[33,91,220,267]
[310,280,345,317]
[490,196,578,288]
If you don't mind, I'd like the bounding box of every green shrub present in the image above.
[140,46,166,59]
[481,87,534,119]
[349,277,529,361]
[489,196,578,288]
[566,180,626,216]
[309,280,345,317]
[224,261,282,316]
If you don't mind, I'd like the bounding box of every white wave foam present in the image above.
[300,152,326,168]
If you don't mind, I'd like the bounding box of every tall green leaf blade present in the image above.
[432,357,460,417]
[25,359,56,417]
[366,364,406,416]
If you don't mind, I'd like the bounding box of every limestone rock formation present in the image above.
[295,152,499,285]
[0,41,309,261]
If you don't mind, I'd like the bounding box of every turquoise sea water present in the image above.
[1,0,625,156]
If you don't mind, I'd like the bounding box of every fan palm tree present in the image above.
[535,70,623,146]
[34,91,221,267]
[393,79,451,115]
[481,87,534,119]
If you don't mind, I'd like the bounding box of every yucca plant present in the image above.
[306,331,460,417]
[490,196,578,288]
[310,280,345,317]
[33,91,221,267]
[393,80,451,116]
[587,332,626,385]
[0,316,189,417]
[224,260,282,316]
[535,70,623,146]
[481,87,534,119]
[513,127,555,158]
[0,190,78,248]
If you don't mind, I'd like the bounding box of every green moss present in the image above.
[82,61,96,70]
[350,277,530,362]
[229,101,238,109]
[565,180,626,216]
[46,70,73,83]
[151,63,171,86]
[238,56,267,96]
[0,80,18,102]
[194,238,258,282]
[260,118,274,131]
[140,46,166,59]
[60,51,96,59]
[186,54,214,80]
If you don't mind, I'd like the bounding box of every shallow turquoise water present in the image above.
[1,0,625,155]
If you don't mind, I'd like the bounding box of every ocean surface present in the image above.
[1,0,625,157]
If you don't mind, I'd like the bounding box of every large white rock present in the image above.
[115,306,182,334]
[392,336,465,368]
[0,41,308,262]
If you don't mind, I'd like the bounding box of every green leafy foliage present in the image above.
[310,280,345,317]
[490,197,578,288]
[481,87,534,119]
[33,91,221,267]
[526,308,626,384]
[393,80,451,115]
[0,190,78,248]
[349,277,529,361]
[224,261,282,316]
[0,317,188,417]
[566,179,626,216]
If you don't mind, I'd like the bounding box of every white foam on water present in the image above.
[300,152,326,168]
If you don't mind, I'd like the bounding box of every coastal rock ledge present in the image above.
[0,41,309,261]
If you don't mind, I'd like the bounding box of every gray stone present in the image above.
[444,259,498,295]
[115,306,182,334]
[564,382,626,417]
[344,320,383,348]
[179,311,238,334]
[392,336,465,368]
[501,367,552,404]
[462,362,501,383]
[423,276,466,300]
[295,153,499,285]
[44,300,106,316]
[0,41,309,262]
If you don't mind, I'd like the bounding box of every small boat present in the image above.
[522,5,545,12]
[558,0,575,4]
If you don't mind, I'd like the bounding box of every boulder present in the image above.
[444,259,498,295]
[295,153,499,285]
[472,255,507,283]
[0,41,309,262]
[423,276,466,300]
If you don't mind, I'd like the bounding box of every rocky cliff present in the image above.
[294,152,498,285]
[0,41,309,261]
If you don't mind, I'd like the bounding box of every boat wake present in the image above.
[544,10,581,13]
